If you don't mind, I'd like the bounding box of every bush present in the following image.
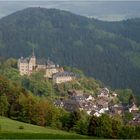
[18,125,24,129]
[135,126,140,138]
[119,125,135,139]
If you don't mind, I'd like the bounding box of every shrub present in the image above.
[18,125,24,129]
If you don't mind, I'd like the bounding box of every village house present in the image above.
[96,98,109,113]
[91,111,101,117]
[54,99,64,108]
[68,90,94,103]
[97,87,110,98]
[109,104,124,116]
[68,90,83,96]
[83,93,94,101]
[129,102,139,113]
[63,99,79,112]
[128,116,140,126]
[112,92,118,97]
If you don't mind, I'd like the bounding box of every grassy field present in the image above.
[0,117,92,139]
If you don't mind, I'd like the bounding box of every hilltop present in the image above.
[0,7,140,94]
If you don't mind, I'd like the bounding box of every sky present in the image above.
[0,1,140,21]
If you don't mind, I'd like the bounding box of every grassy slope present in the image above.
[0,117,92,139]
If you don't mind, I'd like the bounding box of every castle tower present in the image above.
[18,56,29,76]
[29,48,36,72]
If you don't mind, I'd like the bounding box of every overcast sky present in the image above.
[0,1,140,21]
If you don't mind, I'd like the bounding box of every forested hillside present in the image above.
[94,18,140,43]
[0,7,140,95]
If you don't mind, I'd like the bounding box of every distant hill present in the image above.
[0,7,140,95]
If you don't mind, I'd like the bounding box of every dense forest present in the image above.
[0,7,140,95]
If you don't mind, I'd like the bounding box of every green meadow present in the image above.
[0,117,92,139]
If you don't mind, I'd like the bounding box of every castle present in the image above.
[18,51,76,84]
[18,51,36,76]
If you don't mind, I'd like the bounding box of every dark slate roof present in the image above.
[19,53,36,63]
[83,93,91,98]
[47,59,55,66]
[63,99,79,112]
[19,57,29,63]
[54,99,63,106]
[71,95,85,101]
[53,71,76,78]
[36,59,47,65]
